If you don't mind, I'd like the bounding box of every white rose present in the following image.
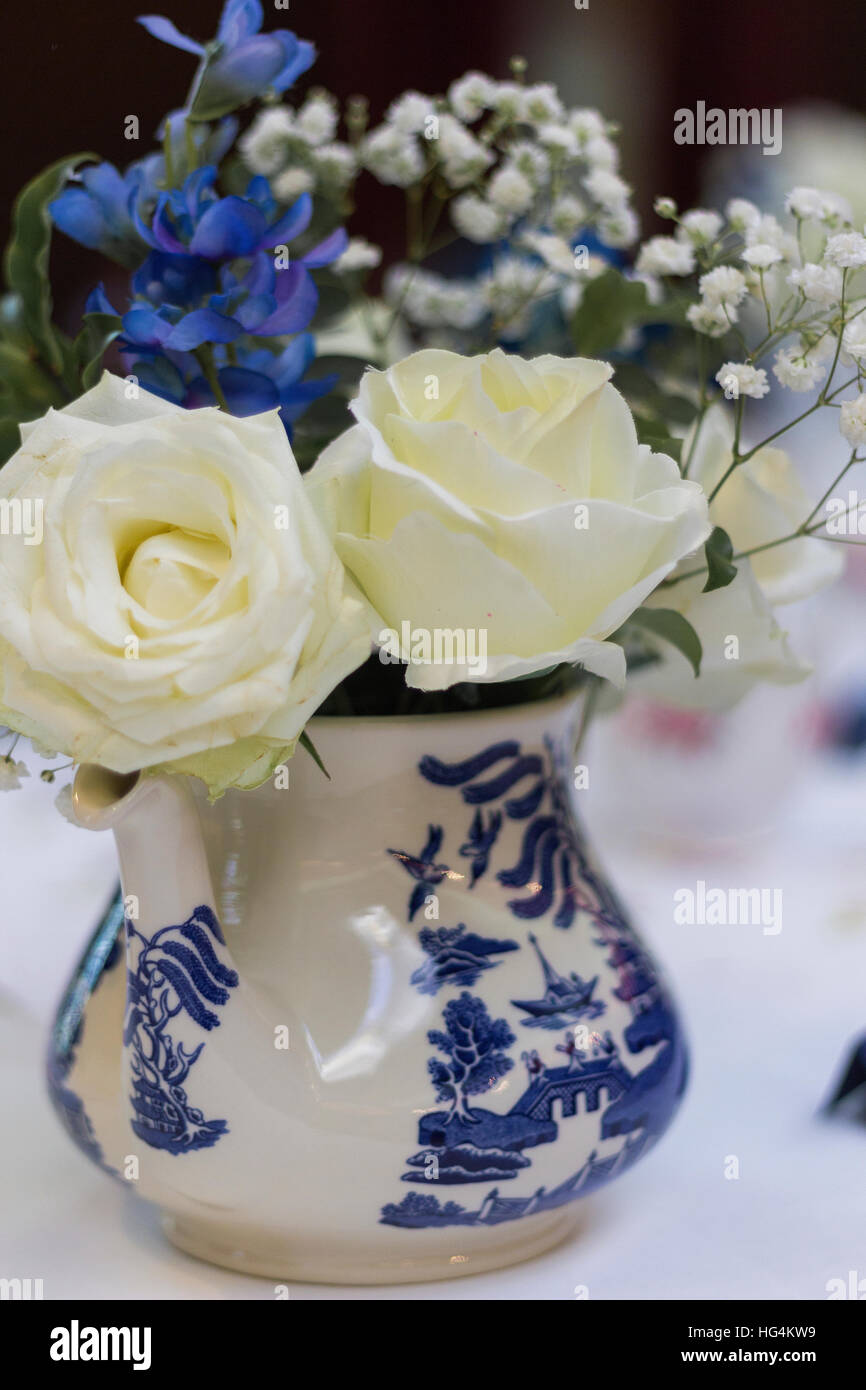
[636,404,842,708]
[0,374,370,794]
[306,349,711,690]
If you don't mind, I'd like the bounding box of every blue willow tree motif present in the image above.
[428,992,515,1123]
[124,905,238,1154]
[419,737,611,928]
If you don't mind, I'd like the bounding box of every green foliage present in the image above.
[634,416,683,464]
[702,525,738,593]
[4,155,95,379]
[0,155,104,465]
[624,606,703,678]
[73,311,123,390]
[570,268,690,358]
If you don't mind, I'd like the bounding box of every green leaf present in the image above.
[633,414,683,464]
[627,606,703,678]
[0,342,69,421]
[299,729,331,780]
[613,361,697,427]
[571,269,648,356]
[0,418,22,465]
[571,270,695,356]
[3,154,97,374]
[310,281,352,331]
[0,292,32,350]
[74,311,122,390]
[703,525,738,593]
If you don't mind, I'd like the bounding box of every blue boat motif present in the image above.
[510,932,605,1029]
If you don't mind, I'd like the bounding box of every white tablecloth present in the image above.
[3,747,866,1301]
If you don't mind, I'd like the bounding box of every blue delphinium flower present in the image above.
[49,163,149,266]
[87,169,346,432]
[49,117,238,266]
[106,167,347,349]
[134,166,319,263]
[138,0,315,121]
[49,1,336,436]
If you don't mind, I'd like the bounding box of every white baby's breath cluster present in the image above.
[637,188,866,464]
[359,76,639,338]
[243,70,641,345]
[423,79,640,251]
[240,93,361,204]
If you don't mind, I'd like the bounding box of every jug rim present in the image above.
[307,684,586,730]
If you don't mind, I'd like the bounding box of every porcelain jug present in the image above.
[47,691,687,1284]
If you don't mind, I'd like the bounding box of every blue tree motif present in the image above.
[380,1192,468,1227]
[124,904,238,1154]
[387,824,451,920]
[427,992,515,1124]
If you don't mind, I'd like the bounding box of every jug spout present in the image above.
[72,765,216,936]
[70,764,249,1165]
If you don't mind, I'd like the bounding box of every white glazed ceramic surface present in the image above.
[51,693,687,1284]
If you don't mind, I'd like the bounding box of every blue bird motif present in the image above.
[387,825,456,921]
[459,808,503,887]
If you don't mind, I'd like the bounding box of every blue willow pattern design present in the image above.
[380,736,688,1230]
[415,736,627,928]
[124,905,238,1154]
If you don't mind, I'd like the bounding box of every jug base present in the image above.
[162,1207,583,1286]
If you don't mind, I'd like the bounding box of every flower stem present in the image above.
[195,346,230,412]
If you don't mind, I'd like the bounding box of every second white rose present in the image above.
[306,348,711,689]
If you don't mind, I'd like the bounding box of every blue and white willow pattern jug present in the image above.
[48,690,687,1284]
